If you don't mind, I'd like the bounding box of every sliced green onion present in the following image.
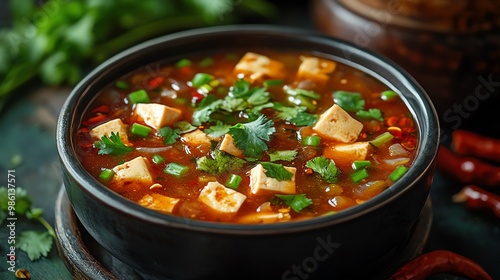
[99,169,114,182]
[264,79,284,87]
[226,174,242,190]
[352,160,371,170]
[389,165,408,182]
[191,73,214,88]
[198,83,213,94]
[152,154,165,164]
[369,132,394,148]
[381,90,398,101]
[115,80,129,89]
[175,58,191,68]
[199,57,214,67]
[128,89,150,104]
[131,123,151,137]
[164,163,189,178]
[350,168,369,183]
[302,135,321,146]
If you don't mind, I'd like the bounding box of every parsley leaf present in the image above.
[17,231,53,261]
[94,132,133,155]
[204,121,231,138]
[333,91,365,112]
[158,127,181,145]
[229,115,276,158]
[356,108,384,122]
[272,194,313,212]
[197,150,246,174]
[268,150,298,162]
[305,156,340,183]
[261,162,294,181]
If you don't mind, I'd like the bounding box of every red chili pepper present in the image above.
[436,146,500,187]
[453,185,500,218]
[452,130,500,163]
[85,114,107,125]
[191,90,205,104]
[91,105,110,114]
[390,250,492,280]
[147,76,165,90]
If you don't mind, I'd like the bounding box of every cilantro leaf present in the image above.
[230,79,251,98]
[284,86,321,100]
[289,112,318,126]
[94,132,133,155]
[221,96,247,112]
[229,115,275,158]
[305,156,340,183]
[273,194,313,212]
[197,150,246,174]
[261,162,294,181]
[273,103,318,127]
[0,210,5,225]
[333,91,365,112]
[356,108,384,122]
[247,87,270,106]
[268,150,298,162]
[0,187,32,215]
[17,231,53,261]
[192,95,223,126]
[158,127,180,145]
[204,121,231,138]
[175,121,197,133]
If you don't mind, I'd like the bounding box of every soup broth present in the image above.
[76,50,418,223]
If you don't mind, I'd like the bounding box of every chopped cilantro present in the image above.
[289,112,318,126]
[229,115,276,158]
[247,87,270,106]
[284,86,321,100]
[268,150,298,162]
[192,96,223,126]
[333,91,365,112]
[157,127,180,145]
[204,121,231,138]
[175,121,197,133]
[221,96,247,112]
[272,194,313,212]
[261,162,294,181]
[196,150,246,174]
[273,103,318,126]
[94,132,133,155]
[230,79,252,98]
[305,156,340,183]
[356,108,384,122]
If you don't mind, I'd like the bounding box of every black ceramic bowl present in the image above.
[56,25,439,280]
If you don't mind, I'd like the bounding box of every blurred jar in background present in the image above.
[313,0,500,130]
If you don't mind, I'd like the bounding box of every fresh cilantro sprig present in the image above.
[192,95,223,126]
[94,132,133,155]
[273,103,318,126]
[271,194,312,212]
[356,108,384,122]
[197,150,246,174]
[268,150,298,162]
[0,187,55,261]
[333,91,365,112]
[229,115,276,158]
[261,162,293,181]
[158,127,180,145]
[305,156,340,183]
[204,121,231,138]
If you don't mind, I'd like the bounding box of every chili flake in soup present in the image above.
[77,50,418,223]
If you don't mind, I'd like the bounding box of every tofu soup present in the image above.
[76,50,418,223]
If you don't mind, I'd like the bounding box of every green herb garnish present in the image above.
[94,132,133,155]
[268,150,298,162]
[305,156,340,183]
[196,150,246,175]
[158,127,180,145]
[261,162,294,181]
[356,108,384,122]
[333,91,365,112]
[229,115,276,158]
[272,194,313,212]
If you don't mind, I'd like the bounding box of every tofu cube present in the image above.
[89,118,129,144]
[138,193,180,213]
[198,182,247,214]
[297,56,336,84]
[112,156,153,187]
[219,134,244,158]
[181,129,211,147]
[134,103,182,129]
[234,52,284,81]
[324,142,371,163]
[249,164,296,194]
[312,104,363,143]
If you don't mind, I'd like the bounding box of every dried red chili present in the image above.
[453,185,500,218]
[452,130,500,163]
[147,76,166,90]
[436,146,500,187]
[390,250,492,280]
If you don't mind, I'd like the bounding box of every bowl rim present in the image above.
[56,24,439,235]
